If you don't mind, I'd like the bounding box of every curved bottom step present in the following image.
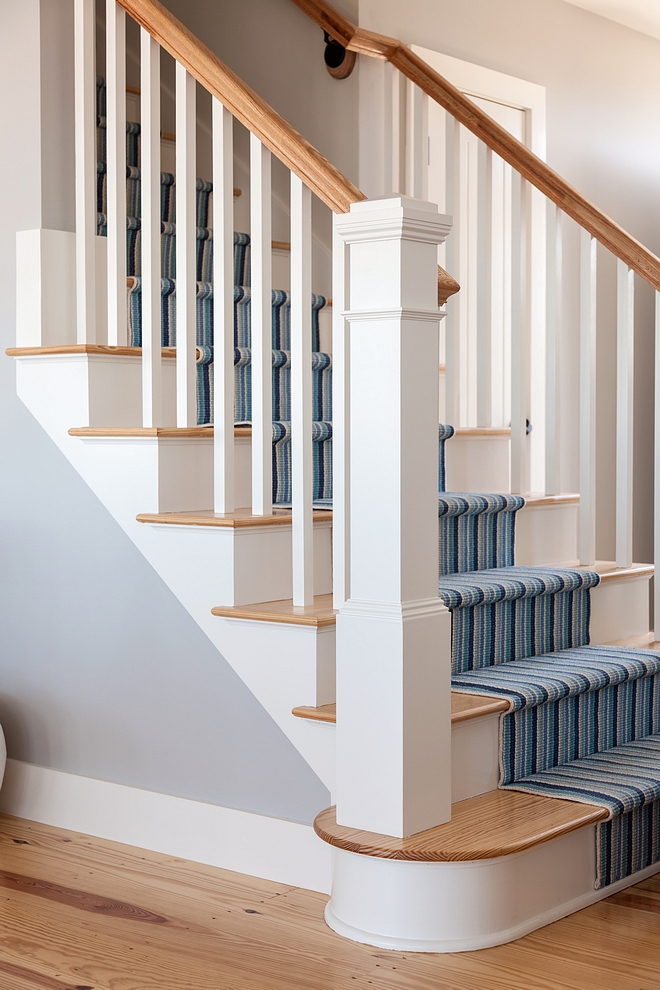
[315,793,660,952]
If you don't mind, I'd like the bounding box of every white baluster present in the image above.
[213,99,235,513]
[579,230,597,566]
[332,221,350,609]
[405,79,428,200]
[140,29,162,426]
[106,0,126,347]
[290,176,314,605]
[655,292,660,635]
[510,170,529,494]
[545,202,562,495]
[175,63,197,427]
[444,115,460,427]
[616,260,634,568]
[250,135,272,514]
[74,0,96,344]
[476,141,492,428]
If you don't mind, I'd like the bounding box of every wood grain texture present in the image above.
[292,702,337,722]
[556,560,655,583]
[7,344,178,359]
[522,492,580,507]
[212,593,337,626]
[290,0,660,290]
[437,265,460,306]
[292,693,509,724]
[116,0,364,214]
[0,814,659,989]
[69,426,215,438]
[137,508,332,528]
[315,792,608,862]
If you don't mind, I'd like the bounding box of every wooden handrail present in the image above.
[116,0,364,214]
[290,0,660,292]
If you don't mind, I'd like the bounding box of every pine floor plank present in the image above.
[0,814,659,989]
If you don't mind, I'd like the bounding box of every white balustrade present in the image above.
[476,141,492,428]
[249,135,273,515]
[443,114,460,427]
[175,63,197,428]
[579,230,597,566]
[545,202,561,496]
[140,29,162,427]
[510,170,529,494]
[213,99,235,513]
[332,223,350,609]
[655,293,660,632]
[74,0,96,344]
[106,0,126,347]
[616,261,634,568]
[290,176,314,605]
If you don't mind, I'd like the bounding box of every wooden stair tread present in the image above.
[212,594,337,627]
[7,344,176,358]
[292,703,337,722]
[453,427,510,436]
[292,692,509,725]
[521,492,579,507]
[314,791,608,862]
[561,560,654,583]
[69,426,252,439]
[138,508,332,528]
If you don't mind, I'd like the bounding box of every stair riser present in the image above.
[591,575,651,644]
[445,434,509,493]
[515,502,578,566]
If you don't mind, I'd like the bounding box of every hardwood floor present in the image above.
[0,813,659,989]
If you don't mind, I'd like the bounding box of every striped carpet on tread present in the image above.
[502,734,660,887]
[439,566,600,672]
[451,645,660,783]
[438,493,524,575]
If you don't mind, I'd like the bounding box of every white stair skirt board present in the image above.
[10,353,334,788]
[445,431,510,493]
[0,760,331,894]
[324,830,660,953]
[515,499,579,566]
[590,572,652,645]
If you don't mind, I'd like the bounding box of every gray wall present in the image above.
[359,0,660,564]
[0,0,329,824]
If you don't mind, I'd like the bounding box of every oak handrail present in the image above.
[290,0,660,292]
[116,0,364,214]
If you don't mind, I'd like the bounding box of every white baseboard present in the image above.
[0,759,331,894]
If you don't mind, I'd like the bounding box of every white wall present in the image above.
[359,0,660,565]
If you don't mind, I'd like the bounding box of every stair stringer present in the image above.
[12,353,336,793]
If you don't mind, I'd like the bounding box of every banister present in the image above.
[290,0,660,292]
[115,0,365,214]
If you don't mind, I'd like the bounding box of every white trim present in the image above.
[324,830,660,953]
[0,759,331,894]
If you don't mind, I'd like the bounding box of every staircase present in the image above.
[7,0,660,956]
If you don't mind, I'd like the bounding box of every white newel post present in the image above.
[334,197,453,838]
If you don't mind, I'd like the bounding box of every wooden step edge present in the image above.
[8,344,185,360]
[453,427,510,437]
[604,632,658,649]
[137,508,332,529]
[292,692,509,725]
[68,426,253,439]
[314,791,608,863]
[212,594,337,627]
[521,492,579,507]
[558,560,654,583]
[69,426,216,439]
[292,703,337,722]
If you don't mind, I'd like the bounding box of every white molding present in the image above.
[0,759,331,893]
[324,830,660,952]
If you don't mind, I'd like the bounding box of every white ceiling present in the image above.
[560,0,660,41]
